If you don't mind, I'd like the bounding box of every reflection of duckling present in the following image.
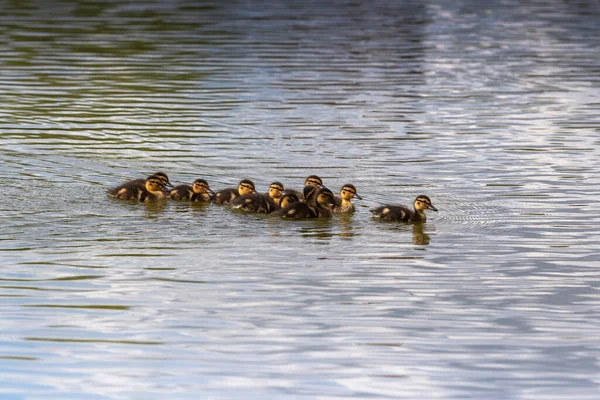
[213,179,255,205]
[108,175,167,202]
[263,181,284,209]
[333,184,362,214]
[120,171,173,192]
[371,195,438,223]
[169,179,214,202]
[278,187,335,219]
[231,193,273,213]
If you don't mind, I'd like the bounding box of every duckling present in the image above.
[119,171,173,192]
[108,174,167,202]
[278,192,300,209]
[213,179,256,205]
[263,181,284,209]
[333,184,362,214]
[278,187,335,219]
[270,192,301,216]
[169,179,214,202]
[371,195,438,223]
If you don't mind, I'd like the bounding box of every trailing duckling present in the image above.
[278,187,335,219]
[213,179,256,205]
[371,195,438,223]
[333,184,362,214]
[118,171,173,192]
[108,174,167,202]
[169,179,214,202]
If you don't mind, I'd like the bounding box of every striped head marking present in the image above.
[192,179,211,194]
[268,182,284,200]
[146,175,166,193]
[279,193,299,208]
[238,179,255,196]
[153,172,173,188]
[316,187,335,207]
[305,175,323,188]
[340,184,362,201]
[415,195,438,212]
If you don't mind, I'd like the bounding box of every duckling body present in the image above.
[231,193,273,213]
[169,179,214,202]
[333,184,362,214]
[213,179,255,205]
[371,195,438,223]
[108,175,167,202]
[278,187,335,219]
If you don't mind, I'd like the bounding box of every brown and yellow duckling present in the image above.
[333,184,362,214]
[108,174,168,202]
[118,171,173,192]
[371,195,438,223]
[270,192,301,216]
[264,181,285,209]
[278,187,335,219]
[169,179,214,202]
[213,179,256,205]
[278,192,300,209]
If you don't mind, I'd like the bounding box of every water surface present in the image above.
[1,0,600,399]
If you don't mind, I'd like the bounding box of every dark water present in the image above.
[1,0,600,398]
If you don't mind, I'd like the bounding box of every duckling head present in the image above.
[238,179,256,196]
[145,175,167,193]
[268,181,284,200]
[279,192,300,208]
[316,187,335,208]
[193,179,214,195]
[414,195,438,212]
[304,175,323,188]
[154,172,173,188]
[340,184,362,201]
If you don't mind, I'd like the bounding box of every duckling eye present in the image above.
[240,184,254,190]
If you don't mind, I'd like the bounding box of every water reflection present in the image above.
[412,223,430,245]
[338,213,357,239]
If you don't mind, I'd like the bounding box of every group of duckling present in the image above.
[107,172,438,223]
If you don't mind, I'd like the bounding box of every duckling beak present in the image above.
[165,181,174,189]
[354,193,363,200]
[429,204,438,212]
[207,188,215,196]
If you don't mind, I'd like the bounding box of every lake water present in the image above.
[1,0,600,399]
